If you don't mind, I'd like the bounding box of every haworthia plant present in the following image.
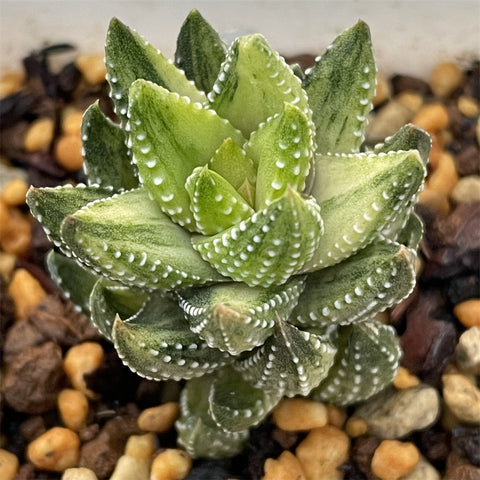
[27,10,429,459]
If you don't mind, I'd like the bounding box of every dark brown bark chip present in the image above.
[79,406,140,479]
[452,427,480,467]
[444,452,480,480]
[417,427,451,466]
[391,74,431,96]
[2,341,64,414]
[351,436,381,480]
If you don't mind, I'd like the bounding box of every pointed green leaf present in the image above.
[192,189,323,287]
[81,102,138,191]
[128,79,245,232]
[174,9,227,93]
[291,241,416,328]
[246,102,314,210]
[303,150,426,272]
[303,21,376,153]
[185,166,254,235]
[311,320,401,406]
[105,17,205,126]
[208,137,257,194]
[26,184,112,250]
[60,188,223,290]
[46,250,99,315]
[178,276,305,355]
[374,123,431,166]
[237,319,337,397]
[90,277,148,340]
[395,211,424,250]
[208,34,310,137]
[209,367,282,432]
[112,293,232,381]
[176,375,249,459]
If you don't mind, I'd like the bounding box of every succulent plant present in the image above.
[27,10,430,459]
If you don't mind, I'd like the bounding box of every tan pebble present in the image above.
[430,61,464,98]
[1,178,29,206]
[345,417,368,438]
[0,71,25,98]
[428,151,458,197]
[76,55,107,85]
[454,299,480,328]
[477,117,480,145]
[0,448,19,480]
[63,342,104,399]
[109,455,150,480]
[418,186,450,216]
[58,389,89,431]
[396,91,424,113]
[62,467,98,480]
[124,433,156,460]
[55,134,84,171]
[62,108,84,136]
[0,201,32,256]
[456,327,480,375]
[440,402,463,430]
[0,252,16,280]
[137,402,180,433]
[412,103,449,133]
[262,450,306,480]
[272,398,328,431]
[393,366,420,389]
[442,373,480,423]
[373,73,391,106]
[295,425,350,480]
[451,176,480,204]
[7,268,47,320]
[325,403,347,428]
[27,427,80,472]
[427,133,444,170]
[458,95,479,117]
[371,440,420,480]
[150,449,192,480]
[24,117,55,152]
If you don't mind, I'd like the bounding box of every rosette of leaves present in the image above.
[27,10,430,459]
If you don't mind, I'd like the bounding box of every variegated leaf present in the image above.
[26,184,112,250]
[112,293,233,381]
[90,277,148,340]
[105,17,205,127]
[176,375,249,459]
[303,20,376,154]
[60,188,223,290]
[303,150,426,272]
[81,102,138,191]
[128,79,245,232]
[192,189,323,287]
[291,241,416,328]
[178,276,305,355]
[246,102,314,210]
[208,34,310,137]
[174,9,227,93]
[46,250,99,315]
[208,137,257,201]
[237,319,337,397]
[209,367,282,432]
[185,166,254,235]
[394,211,424,250]
[311,320,401,406]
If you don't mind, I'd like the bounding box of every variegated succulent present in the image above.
[27,10,430,458]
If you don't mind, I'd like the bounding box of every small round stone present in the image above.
[456,327,480,375]
[0,448,19,480]
[393,366,420,390]
[61,467,99,480]
[150,449,192,480]
[76,55,107,85]
[124,433,156,460]
[55,134,84,171]
[429,61,464,98]
[24,117,55,152]
[295,425,350,480]
[263,450,306,480]
[412,103,449,133]
[7,268,47,320]
[451,176,480,204]
[27,427,80,472]
[272,398,328,431]
[57,389,89,431]
[137,402,180,433]
[345,417,369,438]
[371,440,420,480]
[442,373,480,424]
[427,151,458,197]
[454,299,480,328]
[1,178,29,206]
[457,95,479,117]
